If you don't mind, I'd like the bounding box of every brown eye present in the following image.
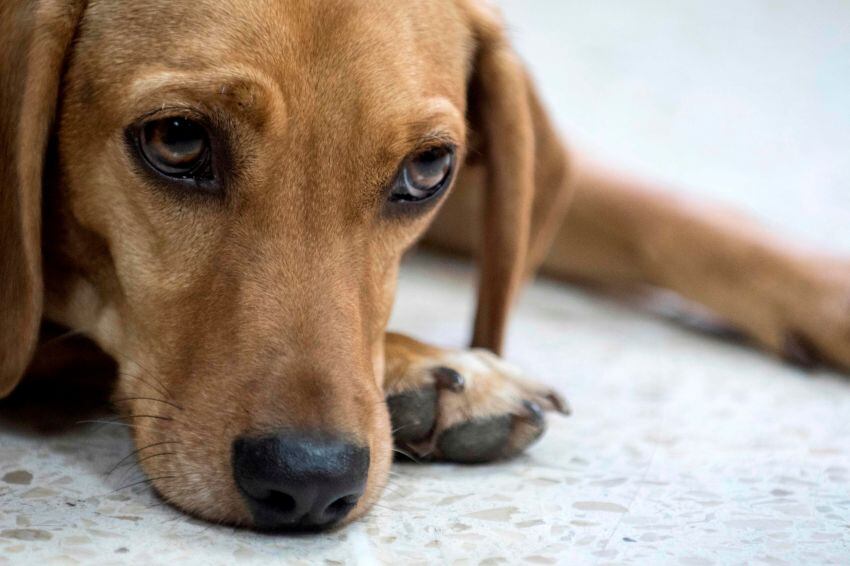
[391,146,455,202]
[139,117,211,179]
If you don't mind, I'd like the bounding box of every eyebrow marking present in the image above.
[128,67,287,127]
[397,96,467,151]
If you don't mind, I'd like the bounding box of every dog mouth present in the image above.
[124,420,383,532]
[112,371,391,532]
[25,325,393,532]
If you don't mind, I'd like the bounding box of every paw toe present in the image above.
[505,403,548,457]
[387,387,437,443]
[432,366,465,392]
[437,415,513,463]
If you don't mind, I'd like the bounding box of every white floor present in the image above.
[2,1,849,564]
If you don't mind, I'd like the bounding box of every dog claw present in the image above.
[432,366,465,392]
[522,400,544,425]
[548,391,572,416]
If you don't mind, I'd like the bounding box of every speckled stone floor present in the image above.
[2,1,849,565]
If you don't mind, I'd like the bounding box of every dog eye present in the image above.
[391,146,455,203]
[138,117,211,179]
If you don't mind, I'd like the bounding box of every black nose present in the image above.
[232,433,369,531]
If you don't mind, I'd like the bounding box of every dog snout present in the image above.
[232,432,370,531]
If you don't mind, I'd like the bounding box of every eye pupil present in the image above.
[392,146,455,203]
[139,117,210,178]
[409,148,451,188]
[158,119,203,158]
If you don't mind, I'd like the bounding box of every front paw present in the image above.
[386,348,569,464]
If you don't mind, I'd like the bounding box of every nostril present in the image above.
[264,490,297,514]
[232,432,370,531]
[325,494,359,518]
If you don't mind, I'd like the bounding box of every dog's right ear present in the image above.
[0,1,87,397]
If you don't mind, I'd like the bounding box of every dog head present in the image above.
[0,0,539,530]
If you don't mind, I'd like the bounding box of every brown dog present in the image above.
[2,0,848,532]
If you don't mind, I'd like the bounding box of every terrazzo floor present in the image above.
[2,1,849,564]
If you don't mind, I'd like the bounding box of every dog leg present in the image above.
[382,333,569,463]
[428,151,850,370]
[542,160,850,370]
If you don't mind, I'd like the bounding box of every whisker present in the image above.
[109,351,173,398]
[77,418,161,433]
[134,451,177,467]
[392,447,423,464]
[111,475,176,494]
[115,466,147,487]
[390,422,420,435]
[116,367,172,401]
[112,397,184,412]
[115,452,178,485]
[106,441,183,476]
[77,418,137,430]
[114,352,168,391]
[124,414,174,422]
[38,327,175,403]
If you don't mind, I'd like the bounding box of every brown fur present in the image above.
[2,0,848,528]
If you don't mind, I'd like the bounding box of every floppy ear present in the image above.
[463,4,535,354]
[462,3,572,354]
[0,1,87,397]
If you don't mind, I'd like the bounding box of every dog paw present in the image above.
[385,346,569,463]
[754,257,850,373]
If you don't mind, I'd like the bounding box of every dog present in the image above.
[2,0,849,532]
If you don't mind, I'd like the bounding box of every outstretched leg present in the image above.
[428,155,850,370]
[542,160,850,369]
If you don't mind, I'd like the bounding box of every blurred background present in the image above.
[498,0,850,253]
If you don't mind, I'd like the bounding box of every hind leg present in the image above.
[541,161,850,370]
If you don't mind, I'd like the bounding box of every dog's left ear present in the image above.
[460,1,572,354]
[0,1,87,397]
